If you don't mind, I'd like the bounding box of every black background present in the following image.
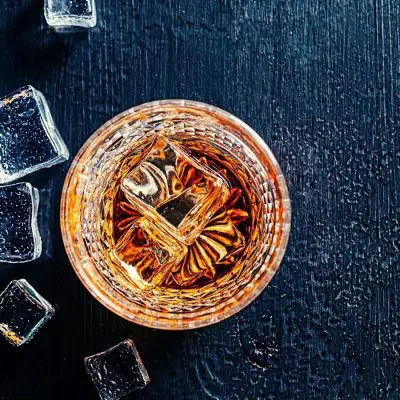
[0,0,399,399]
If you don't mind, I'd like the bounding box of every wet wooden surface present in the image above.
[0,0,399,399]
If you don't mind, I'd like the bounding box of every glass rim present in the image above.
[60,99,291,330]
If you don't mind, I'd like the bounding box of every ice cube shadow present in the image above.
[28,164,70,261]
[37,185,55,260]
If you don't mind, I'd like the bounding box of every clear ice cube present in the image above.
[157,186,209,228]
[121,135,229,244]
[0,182,42,263]
[0,279,55,346]
[0,86,69,184]
[85,339,150,400]
[45,0,97,28]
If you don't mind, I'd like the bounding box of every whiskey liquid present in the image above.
[106,136,253,289]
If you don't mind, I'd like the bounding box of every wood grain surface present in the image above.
[0,0,399,399]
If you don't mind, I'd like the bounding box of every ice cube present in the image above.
[157,186,209,228]
[121,136,184,208]
[0,86,69,184]
[85,339,150,400]
[121,135,229,244]
[0,182,42,263]
[0,279,55,346]
[45,0,97,29]
[113,218,187,286]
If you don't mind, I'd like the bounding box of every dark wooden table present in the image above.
[0,0,399,399]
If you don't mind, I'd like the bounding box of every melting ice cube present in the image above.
[0,182,42,263]
[85,339,150,400]
[0,86,69,184]
[0,279,55,346]
[45,0,97,29]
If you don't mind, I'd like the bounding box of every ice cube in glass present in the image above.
[45,0,97,29]
[113,218,187,285]
[121,135,229,244]
[0,279,55,346]
[85,339,150,400]
[0,182,42,263]
[0,86,69,184]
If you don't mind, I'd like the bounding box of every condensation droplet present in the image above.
[18,109,35,118]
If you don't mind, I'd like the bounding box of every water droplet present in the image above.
[18,109,35,118]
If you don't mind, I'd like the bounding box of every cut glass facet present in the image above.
[45,0,97,28]
[0,182,42,263]
[121,136,229,245]
[85,339,150,400]
[0,279,55,346]
[0,86,69,184]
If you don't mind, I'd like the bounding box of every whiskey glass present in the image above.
[60,100,291,329]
